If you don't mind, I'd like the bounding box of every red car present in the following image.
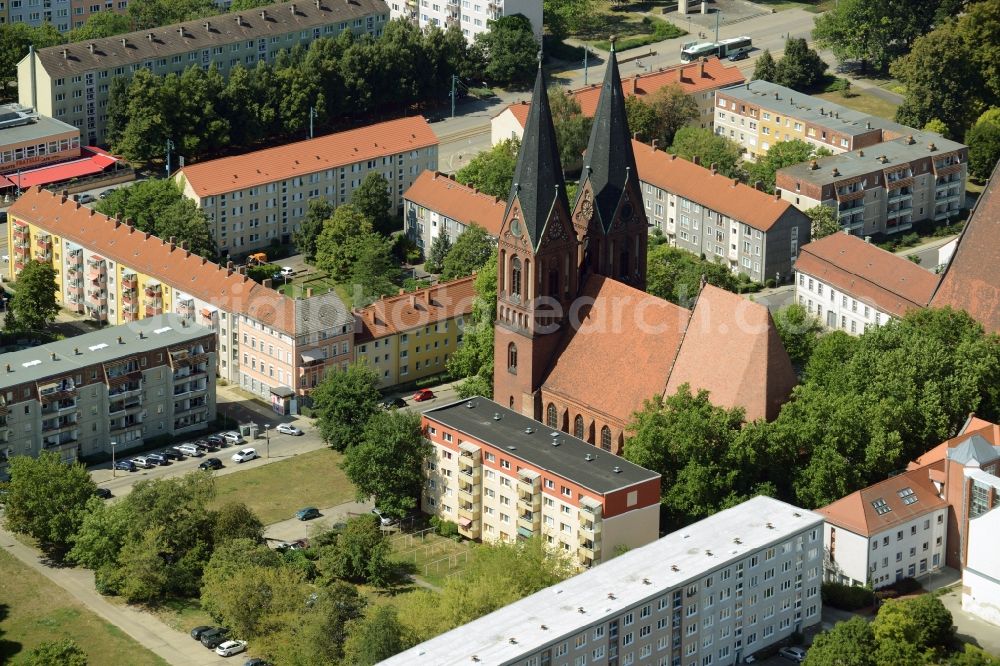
[412,389,436,402]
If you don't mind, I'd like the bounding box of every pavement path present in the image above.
[0,526,230,666]
[263,500,373,545]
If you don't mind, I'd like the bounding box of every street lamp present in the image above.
[110,440,116,478]
[260,423,271,459]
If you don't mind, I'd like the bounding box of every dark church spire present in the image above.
[507,58,569,250]
[579,39,638,232]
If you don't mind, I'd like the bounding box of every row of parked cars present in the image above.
[112,432,248,473]
[189,626,263,661]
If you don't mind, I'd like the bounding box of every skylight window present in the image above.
[871,498,891,515]
[88,343,108,351]
[897,487,918,505]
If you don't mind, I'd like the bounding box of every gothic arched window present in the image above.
[574,415,584,439]
[507,342,517,374]
[511,257,522,300]
[546,403,557,428]
[600,426,612,451]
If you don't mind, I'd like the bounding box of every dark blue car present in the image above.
[114,459,136,472]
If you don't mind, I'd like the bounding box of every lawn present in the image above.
[814,90,899,121]
[209,448,355,525]
[572,3,687,52]
[389,529,472,588]
[147,598,215,635]
[0,550,168,666]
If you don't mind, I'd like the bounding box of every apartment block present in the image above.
[793,233,939,334]
[388,0,541,44]
[632,139,810,284]
[176,116,438,256]
[0,315,216,469]
[421,397,661,568]
[354,276,475,388]
[17,0,390,145]
[491,57,744,146]
[68,0,130,32]
[777,132,967,237]
[403,170,505,253]
[8,187,353,412]
[383,496,824,665]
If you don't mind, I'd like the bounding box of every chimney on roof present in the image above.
[699,58,705,77]
[263,278,272,288]
[178,26,185,37]
[651,139,658,150]
[906,134,915,145]
[809,159,818,170]
[147,32,154,41]
[88,43,96,54]
[117,335,124,344]
[774,92,779,100]
[144,231,150,239]
[226,260,234,270]
[832,167,841,177]
[710,162,718,174]
[50,352,57,361]
[289,2,297,13]
[315,0,322,7]
[878,155,888,164]
[236,14,244,26]
[306,287,313,298]
[633,131,640,141]
[859,149,864,157]
[114,218,121,228]
[819,107,824,116]
[865,235,872,243]
[125,217,134,227]
[866,121,872,129]
[203,20,211,30]
[632,75,638,95]
[754,180,763,191]
[61,48,69,59]
[74,347,80,355]
[410,295,417,308]
[138,331,144,339]
[260,9,268,19]
[774,189,781,201]
[4,364,10,373]
[929,142,937,151]
[692,155,700,166]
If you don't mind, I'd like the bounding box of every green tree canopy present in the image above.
[352,172,396,235]
[871,595,954,655]
[471,14,539,87]
[746,140,826,193]
[21,639,88,666]
[966,108,1000,180]
[3,452,97,560]
[669,126,745,180]
[752,49,777,82]
[549,86,592,171]
[343,606,416,666]
[773,303,825,368]
[774,37,828,91]
[211,502,264,545]
[442,223,495,280]
[313,204,400,303]
[293,199,334,263]
[68,12,131,41]
[456,137,520,199]
[644,83,700,147]
[804,616,876,666]
[127,0,217,30]
[625,94,662,144]
[543,0,596,40]
[646,244,744,306]
[318,514,393,586]
[0,24,65,103]
[6,260,59,334]
[311,363,382,452]
[343,409,430,518]
[272,581,367,664]
[447,248,497,398]
[424,232,452,274]
[807,204,842,239]
[201,562,307,640]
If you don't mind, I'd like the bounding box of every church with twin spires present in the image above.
[493,46,798,454]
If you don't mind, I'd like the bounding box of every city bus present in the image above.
[680,36,752,62]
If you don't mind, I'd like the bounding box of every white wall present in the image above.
[491,108,525,146]
[824,524,870,587]
[963,507,1000,626]
[795,270,891,335]
[937,238,958,270]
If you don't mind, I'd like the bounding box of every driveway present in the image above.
[263,500,374,545]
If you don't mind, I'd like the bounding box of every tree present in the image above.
[68,12,131,41]
[343,606,415,666]
[804,617,876,666]
[229,0,276,9]
[456,137,520,199]
[774,38,828,91]
[966,108,1000,180]
[644,83,700,147]
[753,49,777,82]
[807,204,841,240]
[104,77,131,149]
[543,0,596,40]
[872,595,954,654]
[278,582,367,665]
[548,86,592,171]
[471,14,539,87]
[201,563,307,639]
[211,502,264,544]
[345,230,402,305]
[174,64,231,158]
[424,232,452,274]
[746,140,824,193]
[314,204,374,280]
[625,95,661,144]
[310,363,382,452]
[3,453,97,560]
[318,514,393,586]
[293,199,334,263]
[352,172,396,236]
[446,248,497,396]
[6,260,59,334]
[669,127,745,179]
[343,409,429,518]
[96,178,216,259]
[923,118,949,135]
[0,24,65,103]
[950,645,1000,666]
[773,303,824,368]
[127,0,217,29]
[441,223,495,280]
[21,639,88,666]
[646,244,743,306]
[112,68,170,162]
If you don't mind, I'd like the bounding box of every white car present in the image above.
[280,266,294,277]
[276,423,303,436]
[371,508,396,526]
[231,447,258,463]
[175,443,204,457]
[221,431,244,444]
[215,640,247,657]
[131,456,154,469]
[778,647,807,663]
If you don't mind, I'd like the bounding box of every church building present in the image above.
[493,47,798,454]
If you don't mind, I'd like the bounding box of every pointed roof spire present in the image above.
[579,35,638,232]
[506,59,569,249]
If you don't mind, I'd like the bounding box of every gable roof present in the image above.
[666,284,796,421]
[948,434,1000,467]
[177,116,437,198]
[354,275,476,341]
[8,187,296,333]
[507,66,569,250]
[579,47,638,232]
[908,418,1000,471]
[817,466,949,536]
[31,0,388,78]
[402,170,506,236]
[631,140,804,232]
[930,160,1000,334]
[794,233,939,318]
[542,274,691,425]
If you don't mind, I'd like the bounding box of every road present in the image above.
[263,499,374,545]
[896,235,958,273]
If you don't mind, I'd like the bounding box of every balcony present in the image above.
[36,235,52,249]
[39,381,77,403]
[144,285,162,298]
[12,227,28,241]
[42,431,79,450]
[121,274,138,289]
[933,162,963,177]
[457,501,479,523]
[40,399,77,416]
[41,416,78,434]
[87,289,107,303]
[578,539,600,565]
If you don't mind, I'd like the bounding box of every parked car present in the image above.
[380,397,407,410]
[200,627,230,649]
[778,647,807,663]
[131,456,153,469]
[98,189,114,200]
[176,443,204,457]
[113,459,136,472]
[146,453,168,466]
[216,640,247,657]
[206,434,226,447]
[371,508,396,526]
[190,625,214,640]
[94,487,112,499]
[231,448,257,463]
[280,267,294,277]
[194,438,216,451]
[275,423,303,436]
[295,507,320,521]
[75,193,95,204]
[728,50,749,61]
[160,449,184,461]
[199,457,223,471]
[222,431,244,444]
[412,388,435,402]
[243,659,271,666]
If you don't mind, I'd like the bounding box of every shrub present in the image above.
[822,581,874,610]
[430,516,460,538]
[765,279,776,288]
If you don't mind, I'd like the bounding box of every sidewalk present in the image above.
[0,526,229,666]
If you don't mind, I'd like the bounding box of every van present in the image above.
[247,252,268,265]
[176,443,204,457]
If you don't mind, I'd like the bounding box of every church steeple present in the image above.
[506,61,570,250]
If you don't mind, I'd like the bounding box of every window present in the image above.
[507,342,517,374]
[547,403,557,428]
[510,257,522,299]
[574,415,584,439]
[600,426,612,451]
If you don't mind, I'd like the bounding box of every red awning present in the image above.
[8,147,121,188]
[458,517,473,528]
[0,174,14,189]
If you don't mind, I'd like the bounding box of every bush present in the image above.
[765,279,776,288]
[822,581,874,610]
[430,516,460,538]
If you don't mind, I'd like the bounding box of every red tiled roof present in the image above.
[907,418,1000,470]
[817,466,949,535]
[8,187,295,333]
[542,275,691,425]
[666,285,796,421]
[631,140,802,232]
[497,102,531,128]
[402,171,507,236]
[354,275,477,341]
[178,116,438,197]
[794,233,939,318]
[930,162,1000,334]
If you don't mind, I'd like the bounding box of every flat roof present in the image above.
[382,496,823,665]
[0,315,213,390]
[0,111,78,148]
[424,397,660,495]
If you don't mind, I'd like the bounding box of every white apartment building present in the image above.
[383,496,824,666]
[388,0,541,43]
[963,470,1000,626]
[176,116,438,256]
[402,169,505,253]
